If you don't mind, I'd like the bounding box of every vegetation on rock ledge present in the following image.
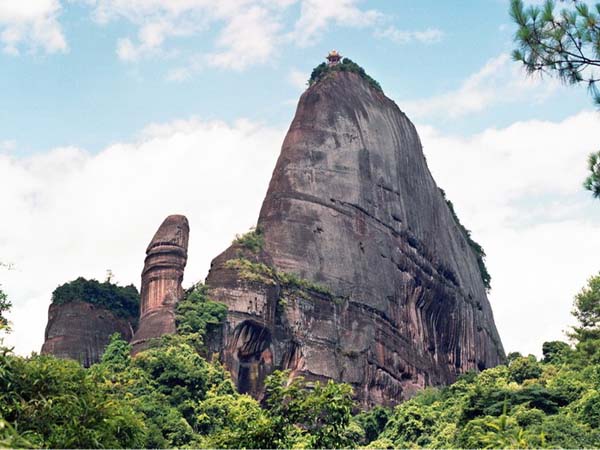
[175,283,228,346]
[51,277,140,320]
[440,189,492,291]
[232,227,264,253]
[309,57,383,92]
[224,257,332,296]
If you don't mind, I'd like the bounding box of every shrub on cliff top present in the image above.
[308,58,383,92]
[51,277,139,320]
[232,226,264,253]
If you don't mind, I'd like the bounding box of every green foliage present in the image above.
[440,188,491,291]
[6,263,600,448]
[100,332,132,371]
[277,271,332,296]
[508,355,543,383]
[225,257,332,295]
[381,392,444,447]
[542,340,572,364]
[374,354,600,448]
[195,391,275,449]
[51,277,140,320]
[510,0,600,107]
[94,333,235,448]
[353,405,392,444]
[566,272,600,366]
[571,272,600,343]
[233,226,264,253]
[372,337,600,448]
[309,57,383,92]
[584,151,600,198]
[0,352,145,448]
[175,283,227,348]
[224,258,276,285]
[0,285,11,330]
[263,370,355,448]
[456,414,542,449]
[510,0,600,200]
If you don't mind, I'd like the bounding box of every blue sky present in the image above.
[1,0,599,359]
[1,0,590,154]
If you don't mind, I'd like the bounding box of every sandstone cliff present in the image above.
[131,215,189,354]
[205,70,505,406]
[41,300,135,367]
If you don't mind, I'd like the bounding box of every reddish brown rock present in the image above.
[41,301,134,367]
[131,215,189,354]
[205,70,505,406]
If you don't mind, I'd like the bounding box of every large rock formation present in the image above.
[41,300,135,367]
[205,70,504,406]
[131,215,189,354]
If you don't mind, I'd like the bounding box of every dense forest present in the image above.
[1,274,599,448]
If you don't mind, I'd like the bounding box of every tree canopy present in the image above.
[511,0,600,106]
[51,277,140,320]
[2,274,600,448]
[511,0,600,200]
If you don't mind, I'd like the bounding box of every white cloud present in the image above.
[0,140,16,152]
[0,0,67,54]
[165,54,204,82]
[93,0,284,69]
[116,37,139,61]
[401,53,560,119]
[287,68,307,90]
[1,118,284,355]
[375,26,443,45]
[166,66,193,82]
[288,0,381,47]
[206,5,281,70]
[90,0,388,71]
[418,110,600,355]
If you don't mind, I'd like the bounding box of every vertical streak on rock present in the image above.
[131,215,189,355]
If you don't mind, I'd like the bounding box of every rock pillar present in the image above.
[131,215,189,354]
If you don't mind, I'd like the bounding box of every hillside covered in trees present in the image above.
[1,275,599,448]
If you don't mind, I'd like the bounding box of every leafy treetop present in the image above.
[511,0,600,107]
[510,0,600,200]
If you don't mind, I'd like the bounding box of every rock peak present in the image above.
[206,63,504,406]
[146,214,189,253]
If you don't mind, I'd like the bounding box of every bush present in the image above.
[175,283,227,343]
[233,227,264,253]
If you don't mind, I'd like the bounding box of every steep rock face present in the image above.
[41,301,133,367]
[206,71,504,406]
[131,215,189,354]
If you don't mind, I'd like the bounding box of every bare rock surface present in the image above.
[205,71,505,406]
[131,215,189,354]
[41,301,134,367]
